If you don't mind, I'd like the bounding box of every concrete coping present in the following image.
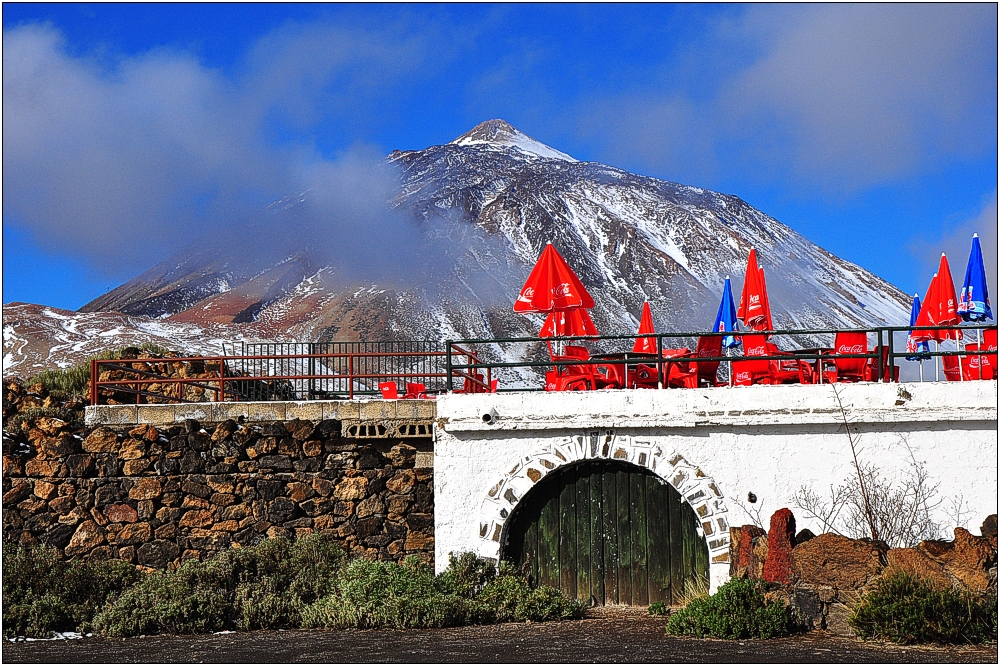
[84,398,438,427]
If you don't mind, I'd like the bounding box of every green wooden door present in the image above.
[502,460,708,605]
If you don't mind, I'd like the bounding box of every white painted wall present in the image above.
[433,381,998,593]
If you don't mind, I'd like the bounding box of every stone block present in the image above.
[87,405,137,426]
[324,401,359,420]
[247,402,286,422]
[136,405,176,425]
[791,533,886,589]
[174,403,217,423]
[359,400,396,420]
[763,508,795,584]
[214,403,249,423]
[286,402,323,422]
[65,520,105,556]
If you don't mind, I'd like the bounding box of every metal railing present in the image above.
[90,342,488,405]
[443,323,998,391]
[88,324,996,405]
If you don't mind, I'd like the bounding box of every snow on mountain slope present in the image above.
[8,120,911,376]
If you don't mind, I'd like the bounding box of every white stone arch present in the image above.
[475,429,732,593]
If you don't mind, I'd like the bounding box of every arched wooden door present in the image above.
[501,460,708,605]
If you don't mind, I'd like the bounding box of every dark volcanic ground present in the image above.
[3,610,996,664]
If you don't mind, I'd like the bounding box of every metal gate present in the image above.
[502,460,709,606]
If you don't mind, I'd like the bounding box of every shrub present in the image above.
[648,601,669,616]
[303,553,584,630]
[302,556,468,629]
[665,577,795,640]
[2,541,140,638]
[93,534,346,637]
[6,406,84,432]
[848,571,998,644]
[25,343,175,396]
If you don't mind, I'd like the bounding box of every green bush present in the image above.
[4,538,582,638]
[848,572,997,644]
[25,343,176,396]
[2,541,141,638]
[93,534,346,637]
[665,577,795,640]
[648,601,669,616]
[302,556,467,629]
[302,554,584,630]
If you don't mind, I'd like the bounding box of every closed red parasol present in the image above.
[632,301,657,353]
[540,308,599,338]
[914,254,962,342]
[514,243,595,313]
[737,248,774,331]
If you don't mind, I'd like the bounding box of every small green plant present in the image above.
[2,541,141,638]
[93,534,346,637]
[848,571,997,644]
[648,601,669,616]
[6,406,83,431]
[665,577,795,640]
[25,343,176,396]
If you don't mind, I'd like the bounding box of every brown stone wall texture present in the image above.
[3,416,434,569]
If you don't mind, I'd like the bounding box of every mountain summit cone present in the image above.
[450,119,577,162]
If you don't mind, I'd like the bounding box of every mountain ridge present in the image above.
[5,120,911,377]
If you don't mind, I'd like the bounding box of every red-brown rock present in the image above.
[886,548,951,589]
[104,503,138,523]
[65,520,105,556]
[791,532,886,589]
[763,508,796,584]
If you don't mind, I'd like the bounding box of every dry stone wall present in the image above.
[730,509,998,635]
[3,413,434,569]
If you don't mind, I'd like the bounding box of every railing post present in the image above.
[887,327,896,383]
[90,358,98,405]
[218,359,224,402]
[876,328,885,383]
[445,341,453,393]
[348,354,354,400]
[656,333,664,390]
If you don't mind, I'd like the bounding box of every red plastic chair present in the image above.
[378,382,399,399]
[732,335,771,386]
[821,332,869,383]
[941,355,963,382]
[764,342,802,384]
[961,344,995,380]
[983,329,998,377]
[547,345,598,391]
[665,337,725,388]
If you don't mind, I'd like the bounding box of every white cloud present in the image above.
[2,21,430,277]
[577,4,997,194]
[909,191,998,308]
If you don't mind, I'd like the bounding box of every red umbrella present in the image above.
[758,267,775,331]
[914,254,962,342]
[540,308,599,338]
[737,249,773,331]
[632,301,657,353]
[514,243,594,313]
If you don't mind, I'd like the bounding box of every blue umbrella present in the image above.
[713,277,741,348]
[958,233,993,322]
[905,294,931,361]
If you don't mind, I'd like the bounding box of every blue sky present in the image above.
[3,3,997,310]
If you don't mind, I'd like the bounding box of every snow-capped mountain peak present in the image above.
[450,119,577,162]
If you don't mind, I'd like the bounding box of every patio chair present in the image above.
[665,336,725,388]
[732,335,771,386]
[378,382,400,399]
[961,344,995,380]
[546,345,624,391]
[941,355,963,382]
[765,342,802,384]
[820,332,869,383]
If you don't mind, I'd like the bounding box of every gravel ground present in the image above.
[4,609,996,664]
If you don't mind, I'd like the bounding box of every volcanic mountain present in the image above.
[5,120,910,376]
